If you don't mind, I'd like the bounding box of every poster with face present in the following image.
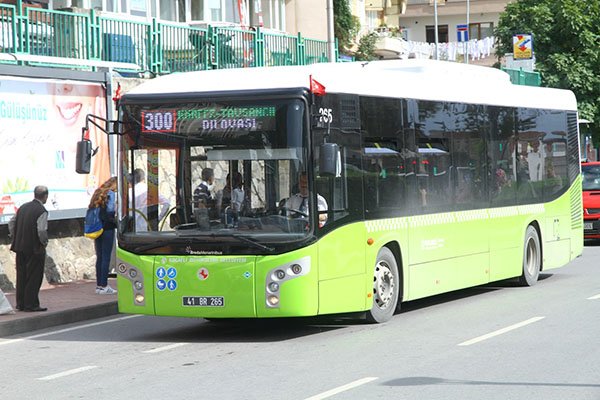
[0,76,109,220]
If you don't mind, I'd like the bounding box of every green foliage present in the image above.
[333,0,359,54]
[355,32,379,61]
[495,0,600,140]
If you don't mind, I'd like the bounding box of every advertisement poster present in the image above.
[0,76,109,221]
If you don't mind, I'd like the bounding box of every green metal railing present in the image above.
[0,3,337,73]
[502,67,541,87]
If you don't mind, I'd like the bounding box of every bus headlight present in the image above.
[118,263,127,273]
[267,295,279,306]
[290,264,302,275]
[135,294,145,304]
[268,282,279,292]
[274,269,286,280]
[129,269,138,278]
[134,281,143,290]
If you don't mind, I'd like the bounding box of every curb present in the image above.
[0,301,119,337]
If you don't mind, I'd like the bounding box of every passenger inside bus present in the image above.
[216,172,244,227]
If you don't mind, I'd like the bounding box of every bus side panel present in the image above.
[543,187,581,269]
[488,208,525,282]
[408,253,489,300]
[116,250,156,315]
[256,248,319,318]
[317,223,367,314]
[406,210,489,300]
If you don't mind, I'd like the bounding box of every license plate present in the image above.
[584,222,593,230]
[182,296,224,307]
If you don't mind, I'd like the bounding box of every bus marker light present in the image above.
[367,238,374,246]
[290,264,302,274]
[367,292,372,298]
[267,295,279,306]
[135,294,145,303]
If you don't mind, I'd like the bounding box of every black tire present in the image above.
[366,247,400,323]
[519,225,541,286]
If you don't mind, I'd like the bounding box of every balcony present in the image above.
[0,4,337,74]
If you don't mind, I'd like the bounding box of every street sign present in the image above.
[457,24,469,42]
[513,34,533,60]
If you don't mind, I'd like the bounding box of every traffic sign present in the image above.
[513,34,533,60]
[457,24,468,42]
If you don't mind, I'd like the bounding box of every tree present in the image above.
[333,0,359,56]
[354,32,378,61]
[495,0,600,139]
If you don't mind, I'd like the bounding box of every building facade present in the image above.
[396,0,510,43]
[1,0,327,40]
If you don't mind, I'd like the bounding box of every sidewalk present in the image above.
[0,279,119,338]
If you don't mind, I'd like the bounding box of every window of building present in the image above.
[425,24,448,43]
[469,22,493,40]
[365,10,380,31]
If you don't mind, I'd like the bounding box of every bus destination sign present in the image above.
[141,106,276,133]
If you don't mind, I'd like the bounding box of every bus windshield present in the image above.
[118,97,315,254]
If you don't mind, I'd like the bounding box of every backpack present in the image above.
[84,207,103,239]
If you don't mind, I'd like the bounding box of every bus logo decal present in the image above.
[198,268,209,280]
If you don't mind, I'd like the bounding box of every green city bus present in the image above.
[102,60,583,323]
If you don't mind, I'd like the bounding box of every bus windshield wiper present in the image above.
[231,234,275,252]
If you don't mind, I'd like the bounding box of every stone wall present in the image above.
[0,219,97,292]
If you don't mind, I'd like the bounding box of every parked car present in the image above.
[582,161,600,239]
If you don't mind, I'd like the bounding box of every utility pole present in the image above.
[434,0,439,60]
[465,0,470,63]
[327,0,336,62]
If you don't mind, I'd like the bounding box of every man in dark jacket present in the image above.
[8,186,49,312]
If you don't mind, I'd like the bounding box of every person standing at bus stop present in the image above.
[8,186,49,312]
[89,177,118,295]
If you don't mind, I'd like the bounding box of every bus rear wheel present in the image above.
[519,225,541,286]
[366,247,399,323]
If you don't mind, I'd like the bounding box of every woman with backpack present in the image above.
[88,177,117,295]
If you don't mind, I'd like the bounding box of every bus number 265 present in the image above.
[318,108,333,124]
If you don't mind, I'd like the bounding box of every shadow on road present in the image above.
[382,376,600,389]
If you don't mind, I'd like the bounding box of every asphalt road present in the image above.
[1,242,599,400]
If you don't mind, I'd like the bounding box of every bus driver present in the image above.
[284,172,328,227]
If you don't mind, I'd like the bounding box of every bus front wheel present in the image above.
[519,225,541,286]
[366,247,399,323]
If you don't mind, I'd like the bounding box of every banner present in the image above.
[0,76,109,221]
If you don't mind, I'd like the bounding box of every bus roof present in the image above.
[125,59,577,111]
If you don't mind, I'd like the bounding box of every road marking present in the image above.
[38,366,97,381]
[0,315,141,347]
[304,377,378,400]
[587,294,600,300]
[458,316,545,346]
[143,342,188,354]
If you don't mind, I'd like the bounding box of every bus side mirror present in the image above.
[76,140,92,174]
[319,143,340,177]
